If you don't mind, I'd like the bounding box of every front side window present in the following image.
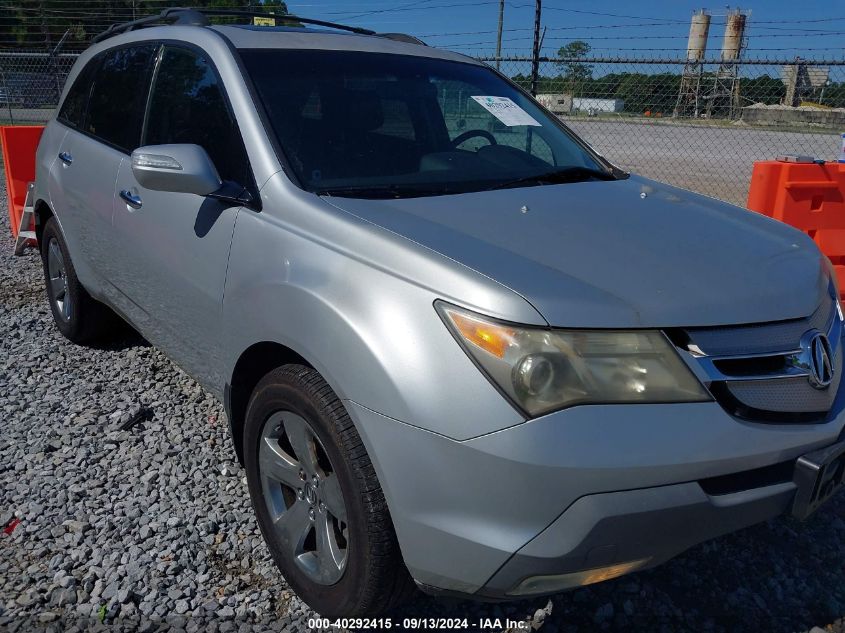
[86,44,158,152]
[144,46,251,187]
[240,49,611,198]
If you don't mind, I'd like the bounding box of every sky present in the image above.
[280,0,845,60]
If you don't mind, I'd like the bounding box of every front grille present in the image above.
[685,291,834,356]
[678,290,842,423]
[726,350,842,414]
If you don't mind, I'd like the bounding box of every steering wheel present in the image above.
[450,129,497,149]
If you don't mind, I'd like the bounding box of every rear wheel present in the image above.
[40,217,120,344]
[244,364,415,617]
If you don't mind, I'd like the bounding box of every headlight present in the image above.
[437,302,710,417]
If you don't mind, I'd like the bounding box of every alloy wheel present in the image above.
[258,410,349,585]
[47,237,71,322]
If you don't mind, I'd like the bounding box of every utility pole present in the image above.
[40,0,52,51]
[530,0,542,96]
[495,0,504,70]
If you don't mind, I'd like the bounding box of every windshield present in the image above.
[240,49,613,198]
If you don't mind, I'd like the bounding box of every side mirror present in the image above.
[130,144,222,196]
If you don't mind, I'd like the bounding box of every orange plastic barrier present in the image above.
[747,160,845,294]
[1,125,44,238]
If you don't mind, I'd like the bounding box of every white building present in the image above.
[536,93,572,115]
[571,97,625,113]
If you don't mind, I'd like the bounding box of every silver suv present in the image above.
[33,8,845,617]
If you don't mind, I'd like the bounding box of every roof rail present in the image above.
[376,33,427,46]
[92,7,377,44]
[92,8,206,43]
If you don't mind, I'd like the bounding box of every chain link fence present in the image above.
[487,56,845,206]
[0,51,75,124]
[2,50,844,207]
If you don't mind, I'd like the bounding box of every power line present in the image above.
[508,5,689,23]
[421,23,845,38]
[434,32,845,46]
[419,21,709,37]
[322,0,493,18]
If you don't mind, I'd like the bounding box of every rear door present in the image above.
[111,45,255,389]
[49,44,158,299]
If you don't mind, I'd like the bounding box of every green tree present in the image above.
[556,40,592,96]
[741,74,786,106]
[0,1,291,50]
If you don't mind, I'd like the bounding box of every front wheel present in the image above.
[244,365,414,617]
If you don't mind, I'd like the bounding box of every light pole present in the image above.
[530,0,542,96]
[495,0,504,70]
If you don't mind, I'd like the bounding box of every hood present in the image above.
[322,175,827,328]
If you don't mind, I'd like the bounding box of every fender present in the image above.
[221,174,538,441]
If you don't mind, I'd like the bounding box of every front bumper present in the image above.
[482,475,795,597]
[345,396,845,598]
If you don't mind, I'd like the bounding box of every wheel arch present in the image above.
[33,198,54,247]
[226,340,313,465]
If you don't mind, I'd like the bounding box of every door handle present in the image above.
[58,151,72,165]
[119,190,143,209]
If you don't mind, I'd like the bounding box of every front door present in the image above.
[111,45,256,390]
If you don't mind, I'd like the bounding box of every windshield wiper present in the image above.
[317,184,448,199]
[487,166,618,191]
[315,166,620,198]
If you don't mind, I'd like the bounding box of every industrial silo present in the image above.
[721,9,747,61]
[675,10,711,117]
[686,9,710,61]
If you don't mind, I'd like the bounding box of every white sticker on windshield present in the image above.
[470,96,541,127]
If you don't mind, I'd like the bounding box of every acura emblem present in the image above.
[807,332,834,389]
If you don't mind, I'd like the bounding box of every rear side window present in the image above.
[144,46,251,186]
[57,59,98,128]
[86,44,158,152]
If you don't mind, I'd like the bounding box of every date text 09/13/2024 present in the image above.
[308,618,532,629]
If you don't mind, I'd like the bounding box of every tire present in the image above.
[244,364,415,617]
[40,217,120,344]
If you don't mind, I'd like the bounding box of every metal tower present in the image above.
[674,9,711,118]
[704,8,748,119]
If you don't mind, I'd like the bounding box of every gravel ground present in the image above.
[1,188,845,633]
